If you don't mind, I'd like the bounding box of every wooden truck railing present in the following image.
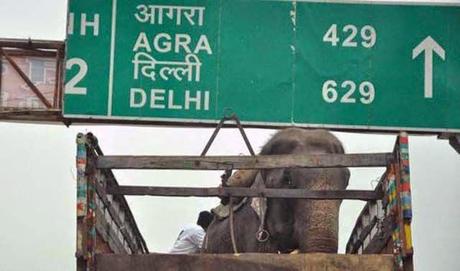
[75,126,413,271]
[346,134,413,270]
[76,133,148,271]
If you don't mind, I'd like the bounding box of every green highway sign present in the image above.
[64,0,460,132]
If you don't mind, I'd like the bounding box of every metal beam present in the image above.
[97,153,393,170]
[107,186,381,201]
[0,48,57,57]
[0,38,64,50]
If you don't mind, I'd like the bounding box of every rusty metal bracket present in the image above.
[201,113,256,187]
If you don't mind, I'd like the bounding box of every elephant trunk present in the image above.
[293,168,347,253]
[295,199,341,253]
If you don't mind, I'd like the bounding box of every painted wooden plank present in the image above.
[107,186,381,201]
[94,178,140,254]
[95,253,394,271]
[97,153,393,170]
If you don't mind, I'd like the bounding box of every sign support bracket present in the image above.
[200,112,256,191]
[438,133,460,154]
[201,113,256,157]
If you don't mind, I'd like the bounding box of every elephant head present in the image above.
[260,128,350,253]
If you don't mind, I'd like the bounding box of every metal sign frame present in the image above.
[62,0,460,133]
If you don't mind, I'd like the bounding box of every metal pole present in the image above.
[201,117,226,156]
[448,134,460,154]
[0,49,3,108]
[233,115,255,156]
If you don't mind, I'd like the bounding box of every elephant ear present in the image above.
[261,168,285,188]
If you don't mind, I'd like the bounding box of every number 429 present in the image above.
[323,24,376,48]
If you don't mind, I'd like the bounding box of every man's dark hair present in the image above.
[197,211,213,230]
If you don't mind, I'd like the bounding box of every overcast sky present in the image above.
[0,1,460,271]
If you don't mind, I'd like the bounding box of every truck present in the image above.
[75,129,413,271]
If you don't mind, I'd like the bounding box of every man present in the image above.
[169,211,214,254]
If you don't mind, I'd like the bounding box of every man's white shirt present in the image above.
[169,224,205,254]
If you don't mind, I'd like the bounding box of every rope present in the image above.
[228,197,238,254]
[255,175,270,242]
[255,198,269,242]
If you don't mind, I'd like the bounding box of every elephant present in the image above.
[203,128,350,254]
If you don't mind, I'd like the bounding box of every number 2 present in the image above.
[342,25,358,47]
[340,80,356,103]
[65,58,88,95]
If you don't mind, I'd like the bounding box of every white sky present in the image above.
[0,1,459,271]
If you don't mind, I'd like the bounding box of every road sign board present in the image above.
[64,0,460,132]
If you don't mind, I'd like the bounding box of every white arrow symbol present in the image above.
[412,36,445,99]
